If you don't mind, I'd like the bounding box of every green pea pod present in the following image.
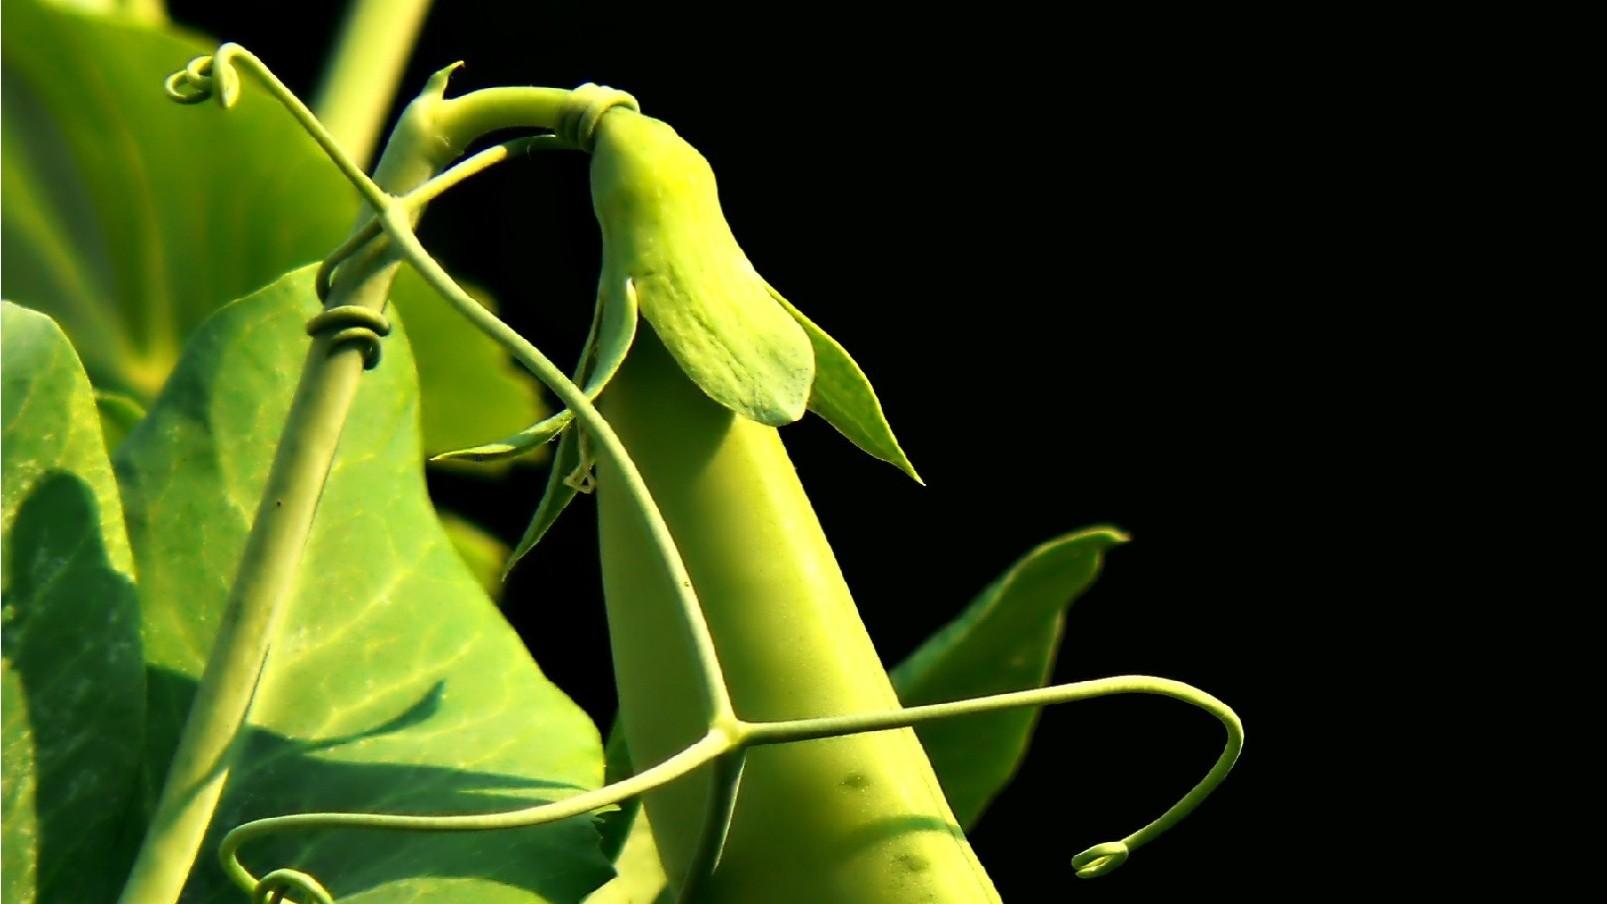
[597,332,1001,902]
[590,109,814,427]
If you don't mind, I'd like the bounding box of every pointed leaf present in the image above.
[113,267,609,902]
[591,110,813,426]
[0,0,545,453]
[2,301,144,903]
[766,283,921,482]
[890,527,1128,828]
[505,425,588,578]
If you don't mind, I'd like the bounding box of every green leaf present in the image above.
[583,726,668,904]
[590,110,813,427]
[439,512,511,601]
[890,527,1128,828]
[2,301,145,904]
[582,805,669,904]
[505,425,589,579]
[0,0,544,455]
[113,268,610,902]
[765,283,921,483]
[93,387,146,453]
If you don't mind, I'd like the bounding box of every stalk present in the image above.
[115,76,453,904]
[313,0,434,169]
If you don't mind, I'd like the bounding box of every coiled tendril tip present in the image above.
[162,44,246,108]
[306,305,391,369]
[251,867,332,904]
[1071,840,1130,879]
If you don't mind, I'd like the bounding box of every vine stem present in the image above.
[313,0,435,169]
[220,729,738,896]
[115,58,474,904]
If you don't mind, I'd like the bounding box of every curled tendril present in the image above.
[251,868,333,904]
[162,48,244,108]
[305,305,391,369]
[1071,841,1130,879]
[556,83,638,151]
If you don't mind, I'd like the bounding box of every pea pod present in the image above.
[597,331,1001,902]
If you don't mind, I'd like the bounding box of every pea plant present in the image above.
[0,1,1243,901]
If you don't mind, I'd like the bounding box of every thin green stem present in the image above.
[374,204,738,726]
[434,87,576,148]
[742,675,1243,878]
[117,62,452,904]
[220,730,736,898]
[318,135,563,299]
[313,0,434,169]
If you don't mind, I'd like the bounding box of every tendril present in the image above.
[316,135,562,301]
[555,83,638,151]
[163,44,393,215]
[250,868,333,904]
[742,675,1244,880]
[305,305,391,369]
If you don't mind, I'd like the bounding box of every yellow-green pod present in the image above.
[597,332,1002,902]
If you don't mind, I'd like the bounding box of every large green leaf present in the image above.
[113,268,610,902]
[890,527,1128,828]
[1,301,145,903]
[0,0,543,456]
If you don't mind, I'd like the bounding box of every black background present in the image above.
[165,2,1343,897]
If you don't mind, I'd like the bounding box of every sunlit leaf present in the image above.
[0,0,544,457]
[1,301,145,904]
[113,267,609,901]
[891,527,1128,827]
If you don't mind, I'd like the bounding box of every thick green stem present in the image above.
[313,0,434,168]
[115,80,453,904]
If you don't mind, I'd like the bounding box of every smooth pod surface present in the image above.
[596,331,1001,902]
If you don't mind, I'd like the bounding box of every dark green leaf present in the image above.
[113,268,609,902]
[890,527,1127,828]
[0,0,544,456]
[766,283,920,483]
[1,301,145,903]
